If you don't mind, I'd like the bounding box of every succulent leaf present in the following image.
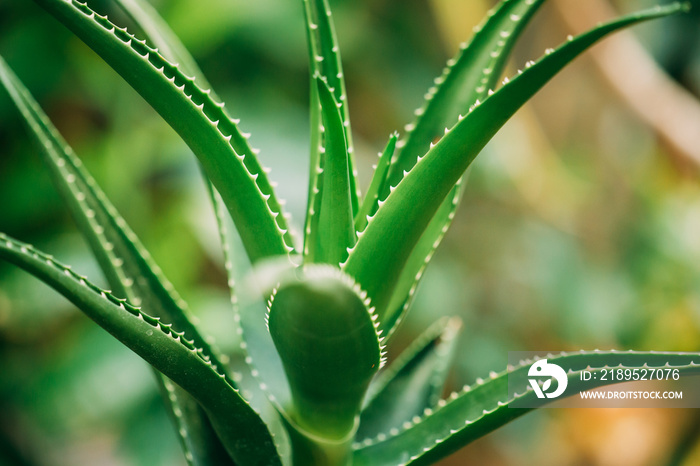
[112,0,212,91]
[355,133,398,234]
[0,234,282,466]
[379,0,546,337]
[209,185,293,411]
[267,266,382,440]
[344,2,685,325]
[387,0,546,186]
[0,54,238,466]
[301,0,358,222]
[156,379,235,466]
[358,317,462,440]
[32,0,296,263]
[314,76,356,265]
[102,0,295,459]
[353,350,700,466]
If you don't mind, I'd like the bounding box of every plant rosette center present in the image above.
[267,266,383,440]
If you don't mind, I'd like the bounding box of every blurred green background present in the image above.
[1,0,700,464]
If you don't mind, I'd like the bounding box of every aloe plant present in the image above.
[0,0,695,465]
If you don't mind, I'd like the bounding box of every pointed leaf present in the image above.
[0,234,282,466]
[355,133,398,233]
[380,0,547,337]
[302,0,358,216]
[358,317,461,440]
[344,2,686,323]
[353,350,700,466]
[0,55,236,465]
[32,0,296,263]
[314,76,355,265]
[112,0,211,91]
[387,0,546,188]
[156,379,235,466]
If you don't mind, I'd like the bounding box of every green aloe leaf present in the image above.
[301,0,358,248]
[106,0,290,459]
[344,2,686,324]
[355,133,398,234]
[156,378,234,466]
[358,317,462,440]
[379,0,546,337]
[89,1,261,462]
[267,265,383,440]
[0,234,282,466]
[0,55,235,466]
[353,350,700,466]
[379,174,467,336]
[0,54,225,382]
[208,184,293,410]
[112,0,211,91]
[314,76,356,265]
[386,0,546,185]
[32,0,296,264]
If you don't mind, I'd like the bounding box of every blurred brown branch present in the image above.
[554,0,700,173]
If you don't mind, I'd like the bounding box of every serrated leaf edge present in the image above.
[353,349,700,465]
[38,0,297,260]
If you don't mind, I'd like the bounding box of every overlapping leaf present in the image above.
[302,0,358,262]
[33,0,296,263]
[268,265,383,439]
[344,2,686,323]
[358,317,461,440]
[353,350,700,466]
[0,54,237,466]
[98,2,237,461]
[314,76,355,265]
[0,234,282,466]
[208,183,293,411]
[376,0,547,337]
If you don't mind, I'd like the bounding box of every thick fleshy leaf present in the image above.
[344,2,686,325]
[353,350,700,466]
[386,0,546,187]
[358,317,461,440]
[0,234,282,466]
[267,266,383,440]
[112,0,211,91]
[90,2,239,462]
[0,54,225,377]
[314,76,355,265]
[0,55,235,466]
[380,174,466,336]
[355,133,398,233]
[32,0,296,263]
[156,379,234,466]
[301,0,358,237]
[208,184,293,410]
[379,0,546,337]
